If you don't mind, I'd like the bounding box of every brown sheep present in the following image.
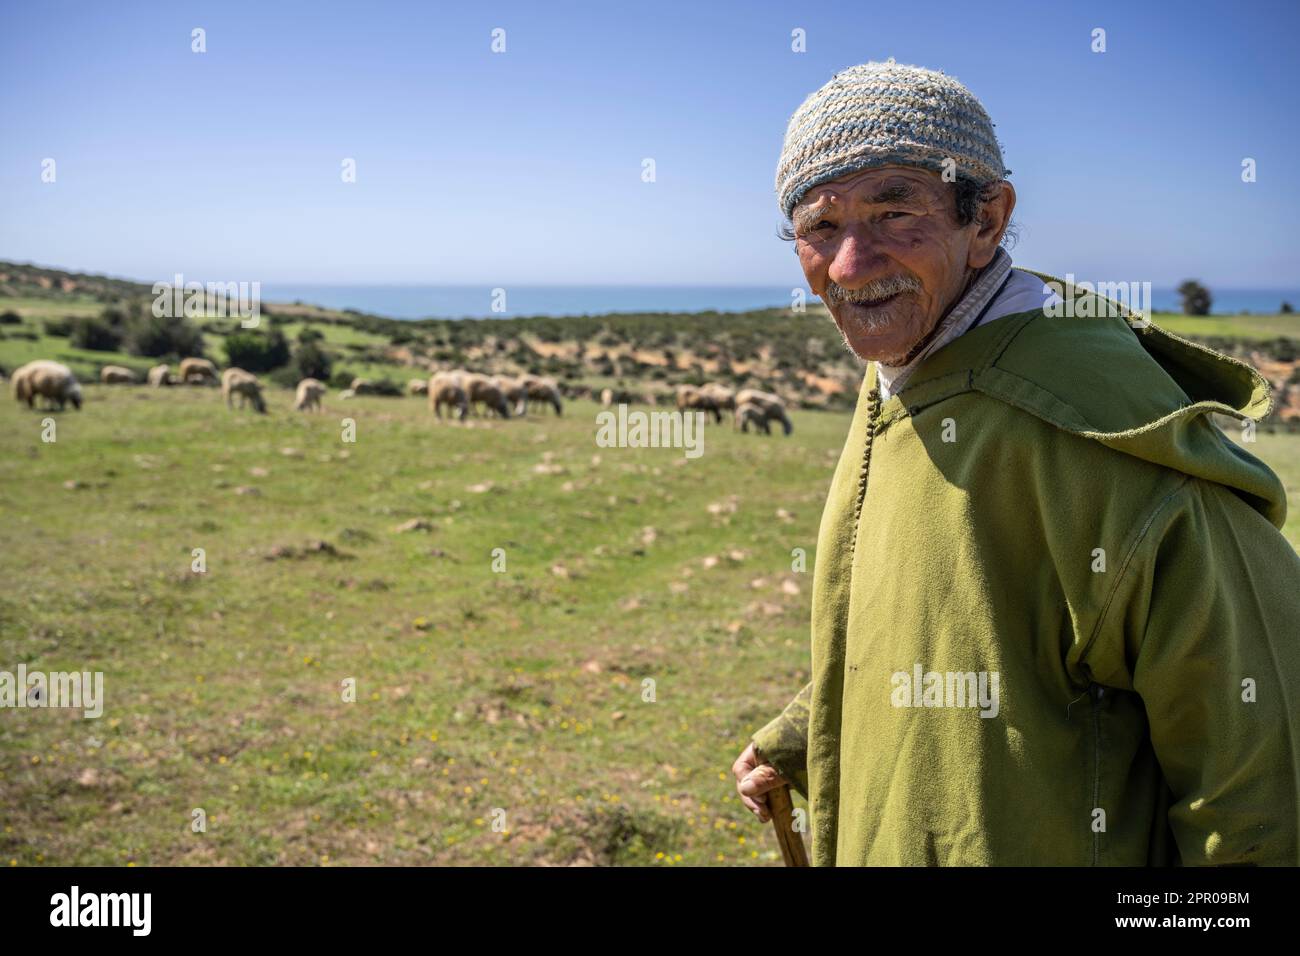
[179,357,219,385]
[519,374,563,416]
[221,367,267,413]
[735,388,792,435]
[100,365,137,385]
[463,372,512,419]
[147,364,174,387]
[676,383,724,423]
[294,377,326,412]
[427,371,469,420]
[735,401,771,434]
[407,378,429,397]
[11,360,83,410]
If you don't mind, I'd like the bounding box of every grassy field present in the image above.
[4,381,1299,867]
[1,384,841,866]
[5,287,1300,867]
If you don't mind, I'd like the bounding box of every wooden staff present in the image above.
[767,783,809,867]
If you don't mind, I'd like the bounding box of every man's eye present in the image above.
[880,211,910,221]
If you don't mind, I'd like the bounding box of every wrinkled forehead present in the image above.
[794,165,947,213]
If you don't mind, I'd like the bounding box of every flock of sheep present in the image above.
[8,357,791,435]
[672,383,792,435]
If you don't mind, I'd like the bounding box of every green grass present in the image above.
[4,303,1300,867]
[1,385,838,866]
[1152,311,1300,341]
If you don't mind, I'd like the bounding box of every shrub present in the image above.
[0,310,21,325]
[70,315,124,351]
[291,341,333,381]
[223,328,290,372]
[43,317,73,337]
[329,368,357,390]
[125,313,206,358]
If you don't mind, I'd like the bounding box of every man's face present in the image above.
[792,166,981,366]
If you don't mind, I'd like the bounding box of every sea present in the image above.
[259,284,1300,321]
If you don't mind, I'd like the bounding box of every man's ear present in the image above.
[967,181,1016,270]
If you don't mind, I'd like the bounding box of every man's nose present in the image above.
[827,225,886,290]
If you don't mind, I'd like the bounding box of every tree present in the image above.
[223,328,291,372]
[1177,280,1212,316]
[291,340,333,381]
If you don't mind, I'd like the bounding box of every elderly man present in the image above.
[732,61,1300,866]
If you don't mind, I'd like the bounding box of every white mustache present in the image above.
[822,274,921,307]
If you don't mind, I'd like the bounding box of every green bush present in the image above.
[223,328,291,372]
[125,312,206,358]
[328,368,357,390]
[70,315,124,351]
[43,317,73,337]
[291,341,333,381]
[0,310,22,325]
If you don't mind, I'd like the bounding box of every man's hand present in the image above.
[732,742,789,823]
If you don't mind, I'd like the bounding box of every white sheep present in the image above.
[11,360,82,411]
[100,365,137,385]
[294,377,326,412]
[221,367,267,413]
[178,357,219,385]
[427,371,469,420]
[147,364,174,387]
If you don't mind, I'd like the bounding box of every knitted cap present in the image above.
[775,61,1007,220]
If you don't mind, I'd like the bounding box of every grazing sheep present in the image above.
[408,378,429,397]
[676,383,724,423]
[147,364,174,387]
[735,401,771,434]
[338,388,357,400]
[518,374,563,416]
[700,382,736,412]
[100,365,137,385]
[464,372,512,419]
[735,387,792,435]
[179,357,219,385]
[427,371,469,420]
[221,367,267,413]
[493,375,527,416]
[602,386,638,407]
[350,377,379,395]
[294,377,326,412]
[11,360,82,411]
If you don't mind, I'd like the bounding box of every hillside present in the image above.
[4,260,1300,420]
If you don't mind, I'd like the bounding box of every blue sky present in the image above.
[1,0,1297,287]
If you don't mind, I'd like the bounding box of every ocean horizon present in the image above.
[259,283,1300,321]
